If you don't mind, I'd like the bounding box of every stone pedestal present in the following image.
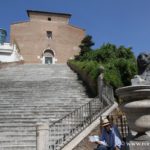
[36,123,49,150]
[116,85,150,134]
[116,52,150,149]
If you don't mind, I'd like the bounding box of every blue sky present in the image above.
[0,0,150,56]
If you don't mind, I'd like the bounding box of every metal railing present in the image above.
[101,82,115,107]
[49,98,102,150]
[49,79,115,150]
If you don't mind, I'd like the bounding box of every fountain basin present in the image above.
[116,85,150,133]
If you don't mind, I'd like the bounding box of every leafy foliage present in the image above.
[75,35,94,60]
[71,42,137,90]
[69,60,100,80]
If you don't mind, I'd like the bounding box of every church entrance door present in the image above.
[45,57,52,64]
[42,49,55,64]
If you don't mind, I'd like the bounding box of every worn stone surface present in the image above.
[73,125,100,150]
[0,64,93,150]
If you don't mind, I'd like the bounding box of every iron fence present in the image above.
[49,80,115,150]
[101,82,115,107]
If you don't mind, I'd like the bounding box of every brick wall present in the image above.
[10,11,85,64]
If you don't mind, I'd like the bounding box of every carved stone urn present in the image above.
[116,53,150,135]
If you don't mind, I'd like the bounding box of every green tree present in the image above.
[95,43,137,86]
[73,43,137,88]
[68,42,138,98]
[79,35,94,56]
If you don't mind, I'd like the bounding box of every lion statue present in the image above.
[131,52,150,85]
[137,52,150,75]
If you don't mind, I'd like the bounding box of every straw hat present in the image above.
[102,118,110,127]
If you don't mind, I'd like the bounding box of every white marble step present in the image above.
[0,64,93,150]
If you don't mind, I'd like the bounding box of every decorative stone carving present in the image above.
[116,52,150,135]
[132,52,150,85]
[137,52,150,75]
[131,75,146,85]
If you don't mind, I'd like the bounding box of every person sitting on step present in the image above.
[95,118,122,150]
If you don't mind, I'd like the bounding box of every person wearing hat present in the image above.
[106,115,123,142]
[95,118,122,150]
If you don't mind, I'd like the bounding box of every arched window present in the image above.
[48,17,51,21]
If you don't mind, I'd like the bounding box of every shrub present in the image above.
[69,42,138,97]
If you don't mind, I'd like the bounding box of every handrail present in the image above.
[102,83,115,106]
[49,80,114,150]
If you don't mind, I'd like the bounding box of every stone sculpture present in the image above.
[116,52,150,134]
[116,52,150,150]
[131,52,150,85]
[137,52,150,75]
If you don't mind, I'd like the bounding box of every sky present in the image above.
[0,0,150,56]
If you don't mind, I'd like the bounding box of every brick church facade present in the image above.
[10,10,85,64]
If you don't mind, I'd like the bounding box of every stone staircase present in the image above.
[0,64,93,150]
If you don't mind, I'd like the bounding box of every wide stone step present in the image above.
[0,131,35,136]
[0,98,89,103]
[0,108,80,114]
[0,137,35,143]
[0,145,36,150]
[0,128,35,133]
[0,64,93,150]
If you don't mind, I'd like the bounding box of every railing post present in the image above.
[36,123,49,150]
[98,66,104,107]
[89,101,92,123]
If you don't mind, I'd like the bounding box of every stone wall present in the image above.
[0,61,24,69]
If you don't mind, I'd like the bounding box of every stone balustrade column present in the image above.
[98,66,104,106]
[36,123,49,150]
